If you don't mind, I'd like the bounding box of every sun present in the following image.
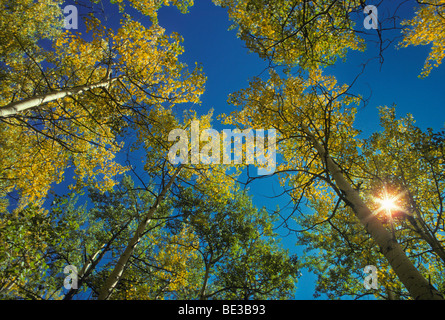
[371,188,406,218]
[378,197,397,211]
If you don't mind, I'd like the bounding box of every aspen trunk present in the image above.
[199,253,213,300]
[304,127,443,300]
[0,78,120,118]
[407,214,445,265]
[97,165,182,300]
[400,170,445,265]
[64,245,106,300]
[64,221,130,300]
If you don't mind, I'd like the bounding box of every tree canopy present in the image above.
[0,0,444,301]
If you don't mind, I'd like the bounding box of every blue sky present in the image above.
[156,0,445,132]
[153,0,445,299]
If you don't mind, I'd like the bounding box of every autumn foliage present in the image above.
[0,0,444,300]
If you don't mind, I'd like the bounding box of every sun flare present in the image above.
[372,189,407,218]
[378,197,397,211]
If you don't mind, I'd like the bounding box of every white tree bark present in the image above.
[303,127,443,300]
[97,165,183,300]
[0,78,120,118]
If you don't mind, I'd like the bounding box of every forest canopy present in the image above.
[0,0,444,301]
